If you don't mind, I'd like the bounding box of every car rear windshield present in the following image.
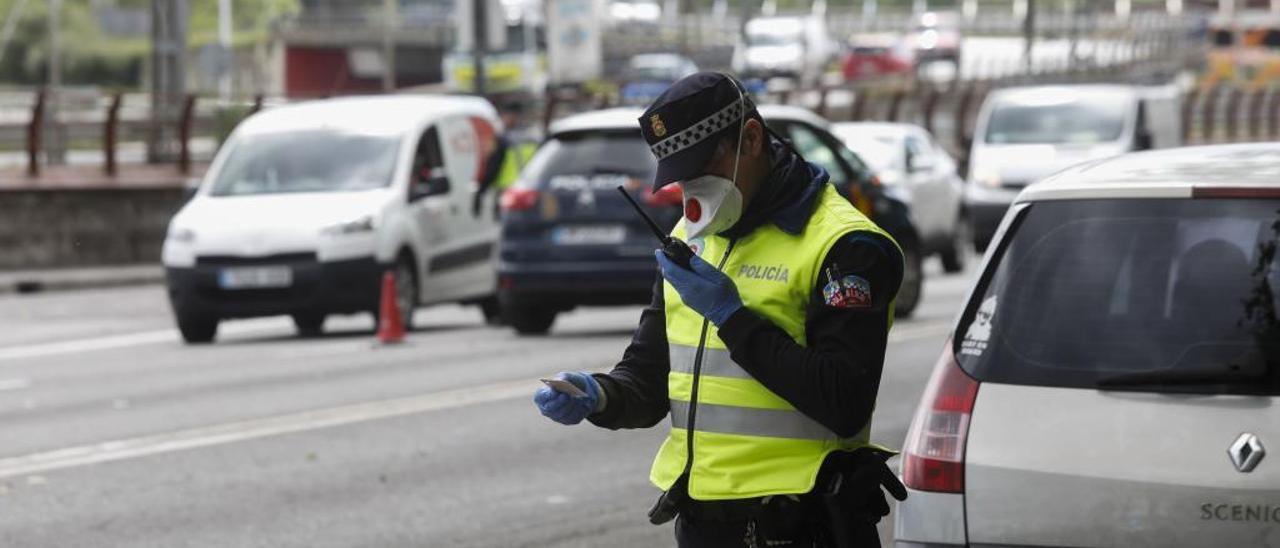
[210,130,400,196]
[956,198,1280,395]
[984,96,1128,145]
[521,130,656,188]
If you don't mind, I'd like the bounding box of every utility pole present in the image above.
[45,0,62,165]
[149,0,187,163]
[383,0,397,92]
[1067,0,1077,72]
[1022,0,1035,75]
[472,0,487,96]
[218,0,232,100]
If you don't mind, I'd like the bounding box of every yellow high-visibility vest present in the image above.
[496,142,536,190]
[651,183,899,501]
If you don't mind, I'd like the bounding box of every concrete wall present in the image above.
[0,188,185,270]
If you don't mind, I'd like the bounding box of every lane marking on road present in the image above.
[890,321,953,343]
[0,319,290,364]
[0,377,536,480]
[0,320,957,479]
[0,377,31,391]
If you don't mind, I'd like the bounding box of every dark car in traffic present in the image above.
[497,105,924,335]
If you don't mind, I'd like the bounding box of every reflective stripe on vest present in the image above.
[669,400,846,441]
[670,344,748,379]
[650,183,900,501]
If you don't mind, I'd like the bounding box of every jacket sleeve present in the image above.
[588,273,671,430]
[716,231,904,438]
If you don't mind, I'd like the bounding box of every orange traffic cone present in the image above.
[376,271,405,344]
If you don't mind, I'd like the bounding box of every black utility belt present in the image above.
[677,493,816,522]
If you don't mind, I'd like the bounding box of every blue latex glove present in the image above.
[533,371,602,425]
[655,249,743,327]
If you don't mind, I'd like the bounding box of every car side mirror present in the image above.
[907,153,934,173]
[410,174,451,202]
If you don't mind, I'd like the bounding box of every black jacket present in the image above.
[588,141,904,439]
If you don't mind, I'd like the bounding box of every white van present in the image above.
[964,84,1180,249]
[162,95,505,343]
[733,15,836,86]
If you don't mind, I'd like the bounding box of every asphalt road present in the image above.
[0,260,975,547]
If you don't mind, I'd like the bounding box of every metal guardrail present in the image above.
[12,91,261,178]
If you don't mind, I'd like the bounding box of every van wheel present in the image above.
[895,243,923,318]
[506,306,557,335]
[177,314,218,344]
[292,313,326,337]
[940,214,972,274]
[479,296,504,326]
[394,258,418,331]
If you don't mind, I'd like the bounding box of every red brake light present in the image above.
[645,184,683,207]
[1191,186,1280,199]
[849,185,874,216]
[501,188,539,211]
[902,342,979,494]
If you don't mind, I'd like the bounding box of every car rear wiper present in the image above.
[590,165,644,176]
[1096,351,1269,388]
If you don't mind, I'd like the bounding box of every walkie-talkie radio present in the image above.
[616,186,694,270]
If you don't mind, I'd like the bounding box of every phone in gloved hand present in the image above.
[540,378,588,398]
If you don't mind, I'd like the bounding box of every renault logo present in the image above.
[1228,433,1265,473]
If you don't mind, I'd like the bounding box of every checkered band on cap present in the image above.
[649,100,744,160]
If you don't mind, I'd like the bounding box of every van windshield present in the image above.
[984,96,1128,145]
[956,198,1280,395]
[210,131,400,196]
[747,28,801,47]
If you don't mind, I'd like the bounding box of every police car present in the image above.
[162,96,506,343]
[895,144,1280,547]
[496,105,925,335]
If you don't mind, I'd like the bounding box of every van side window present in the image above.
[414,126,447,186]
[470,116,504,217]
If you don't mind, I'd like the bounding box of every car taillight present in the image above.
[645,184,683,207]
[902,341,979,493]
[501,188,539,211]
[849,177,879,216]
[1192,186,1280,199]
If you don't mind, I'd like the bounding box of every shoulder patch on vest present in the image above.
[822,267,871,309]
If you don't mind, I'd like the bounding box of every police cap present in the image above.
[638,72,757,189]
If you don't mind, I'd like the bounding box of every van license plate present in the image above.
[218,267,293,289]
[552,225,626,245]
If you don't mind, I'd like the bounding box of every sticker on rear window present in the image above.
[960,296,997,357]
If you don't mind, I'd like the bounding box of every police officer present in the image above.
[492,101,539,191]
[534,72,906,547]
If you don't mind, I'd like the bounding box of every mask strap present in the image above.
[727,74,746,188]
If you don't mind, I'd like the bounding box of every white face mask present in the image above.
[682,78,747,239]
[682,174,744,239]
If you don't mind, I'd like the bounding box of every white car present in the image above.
[832,122,968,273]
[895,143,1280,547]
[162,95,505,343]
[965,84,1181,250]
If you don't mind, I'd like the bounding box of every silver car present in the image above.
[832,122,968,273]
[894,143,1280,547]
